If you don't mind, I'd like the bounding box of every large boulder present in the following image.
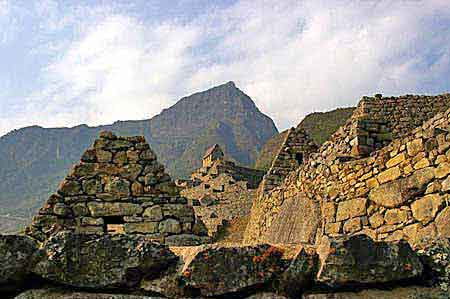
[142,244,286,297]
[14,288,164,299]
[316,235,423,287]
[302,286,448,299]
[33,231,178,289]
[0,235,39,290]
[272,246,318,297]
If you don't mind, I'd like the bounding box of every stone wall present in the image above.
[180,159,262,240]
[258,127,317,194]
[326,93,450,157]
[26,131,207,246]
[244,93,450,246]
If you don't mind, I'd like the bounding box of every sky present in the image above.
[0,0,450,136]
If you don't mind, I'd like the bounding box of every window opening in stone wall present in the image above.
[104,216,125,234]
[295,152,304,165]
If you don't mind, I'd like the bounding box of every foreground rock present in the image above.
[33,231,178,289]
[0,235,38,291]
[302,286,448,299]
[182,244,286,296]
[14,288,164,299]
[273,246,318,296]
[316,235,423,287]
[142,244,288,297]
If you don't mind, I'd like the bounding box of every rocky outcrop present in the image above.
[33,231,178,289]
[5,232,439,299]
[316,235,423,287]
[0,235,38,291]
[25,132,207,246]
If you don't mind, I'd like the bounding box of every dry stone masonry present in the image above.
[259,127,317,194]
[245,93,450,247]
[25,131,208,246]
[178,145,264,240]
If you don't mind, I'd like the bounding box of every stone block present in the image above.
[384,209,408,225]
[407,138,424,156]
[343,218,362,234]
[124,222,159,234]
[87,202,143,217]
[377,167,401,184]
[159,218,182,234]
[411,194,445,224]
[335,199,367,222]
[143,205,163,221]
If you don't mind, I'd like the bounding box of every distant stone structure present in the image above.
[179,144,265,239]
[202,144,224,167]
[26,131,208,245]
[245,93,450,247]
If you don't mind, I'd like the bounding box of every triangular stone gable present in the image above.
[259,127,318,194]
[26,131,206,245]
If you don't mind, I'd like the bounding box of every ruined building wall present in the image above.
[244,93,450,246]
[26,131,208,246]
[258,127,317,194]
[327,94,450,157]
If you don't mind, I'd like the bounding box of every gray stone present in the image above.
[33,231,178,289]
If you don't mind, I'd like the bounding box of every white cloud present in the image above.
[1,0,450,136]
[186,0,450,129]
[4,13,200,134]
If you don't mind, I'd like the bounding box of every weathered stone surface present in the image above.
[336,199,367,222]
[302,287,448,299]
[369,167,435,208]
[384,209,409,225]
[104,177,131,197]
[182,244,285,296]
[316,235,423,287]
[124,222,159,234]
[264,192,321,244]
[33,231,178,289]
[0,235,38,287]
[26,132,202,244]
[88,202,143,217]
[58,180,81,196]
[14,288,164,299]
[143,205,163,221]
[411,194,445,224]
[164,234,210,246]
[435,207,450,238]
[377,166,401,184]
[158,218,181,234]
[96,149,113,163]
[82,179,103,195]
[273,247,318,297]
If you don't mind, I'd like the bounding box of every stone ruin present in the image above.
[258,126,317,194]
[26,131,208,246]
[178,144,265,240]
[245,93,450,246]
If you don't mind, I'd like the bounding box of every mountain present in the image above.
[0,81,278,228]
[254,107,355,171]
